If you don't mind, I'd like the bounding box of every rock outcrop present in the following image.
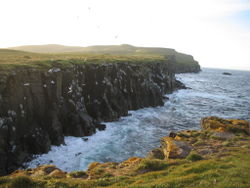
[201,116,250,135]
[147,117,250,161]
[0,58,192,175]
[160,137,192,159]
[222,72,232,75]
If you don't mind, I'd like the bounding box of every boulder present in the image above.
[31,170,46,177]
[201,116,250,135]
[147,148,165,159]
[30,165,58,177]
[169,132,177,138]
[48,169,66,178]
[160,137,192,159]
[41,165,58,174]
[95,123,106,131]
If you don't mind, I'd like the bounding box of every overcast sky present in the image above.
[0,0,250,70]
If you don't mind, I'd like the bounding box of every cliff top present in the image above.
[1,116,249,187]
[8,44,175,55]
[0,44,199,71]
[0,48,166,69]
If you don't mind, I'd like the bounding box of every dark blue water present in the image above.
[27,68,250,171]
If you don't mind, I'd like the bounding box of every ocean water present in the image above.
[26,68,250,171]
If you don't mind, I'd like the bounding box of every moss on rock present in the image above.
[146,148,165,159]
[161,137,192,159]
[201,116,250,135]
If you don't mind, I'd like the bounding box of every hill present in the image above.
[8,44,175,55]
[7,44,200,72]
[9,44,84,53]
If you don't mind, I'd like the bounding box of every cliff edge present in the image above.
[0,48,200,175]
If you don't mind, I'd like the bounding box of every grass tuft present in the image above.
[9,176,35,188]
[186,152,203,162]
[136,159,168,172]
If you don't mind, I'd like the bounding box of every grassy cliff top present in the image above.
[0,48,167,71]
[0,44,199,70]
[8,44,198,64]
[8,44,176,55]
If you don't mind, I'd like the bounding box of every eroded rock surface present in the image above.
[0,60,189,175]
[160,137,192,159]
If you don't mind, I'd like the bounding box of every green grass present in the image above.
[0,44,200,72]
[110,151,250,188]
[186,152,203,162]
[67,171,88,178]
[136,159,168,172]
[7,176,35,188]
[0,48,168,72]
[1,150,249,188]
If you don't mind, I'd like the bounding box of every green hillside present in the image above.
[9,44,175,55]
[6,44,200,72]
[9,44,84,53]
[0,48,167,72]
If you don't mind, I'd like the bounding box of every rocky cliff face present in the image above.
[169,54,201,73]
[0,59,190,175]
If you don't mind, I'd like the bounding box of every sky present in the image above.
[0,0,250,70]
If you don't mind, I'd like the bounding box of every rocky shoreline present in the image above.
[0,57,200,175]
[1,116,249,188]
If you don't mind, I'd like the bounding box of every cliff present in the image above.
[1,117,249,188]
[0,48,200,176]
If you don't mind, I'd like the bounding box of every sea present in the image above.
[26,68,250,172]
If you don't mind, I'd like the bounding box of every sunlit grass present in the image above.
[1,150,249,188]
[0,49,166,70]
[0,46,199,73]
[111,151,250,188]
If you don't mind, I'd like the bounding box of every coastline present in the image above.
[0,50,200,176]
[1,116,249,188]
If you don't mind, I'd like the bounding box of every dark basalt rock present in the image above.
[169,131,177,138]
[82,138,89,142]
[162,96,169,100]
[223,72,232,75]
[0,59,199,175]
[147,148,165,159]
[95,123,106,131]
